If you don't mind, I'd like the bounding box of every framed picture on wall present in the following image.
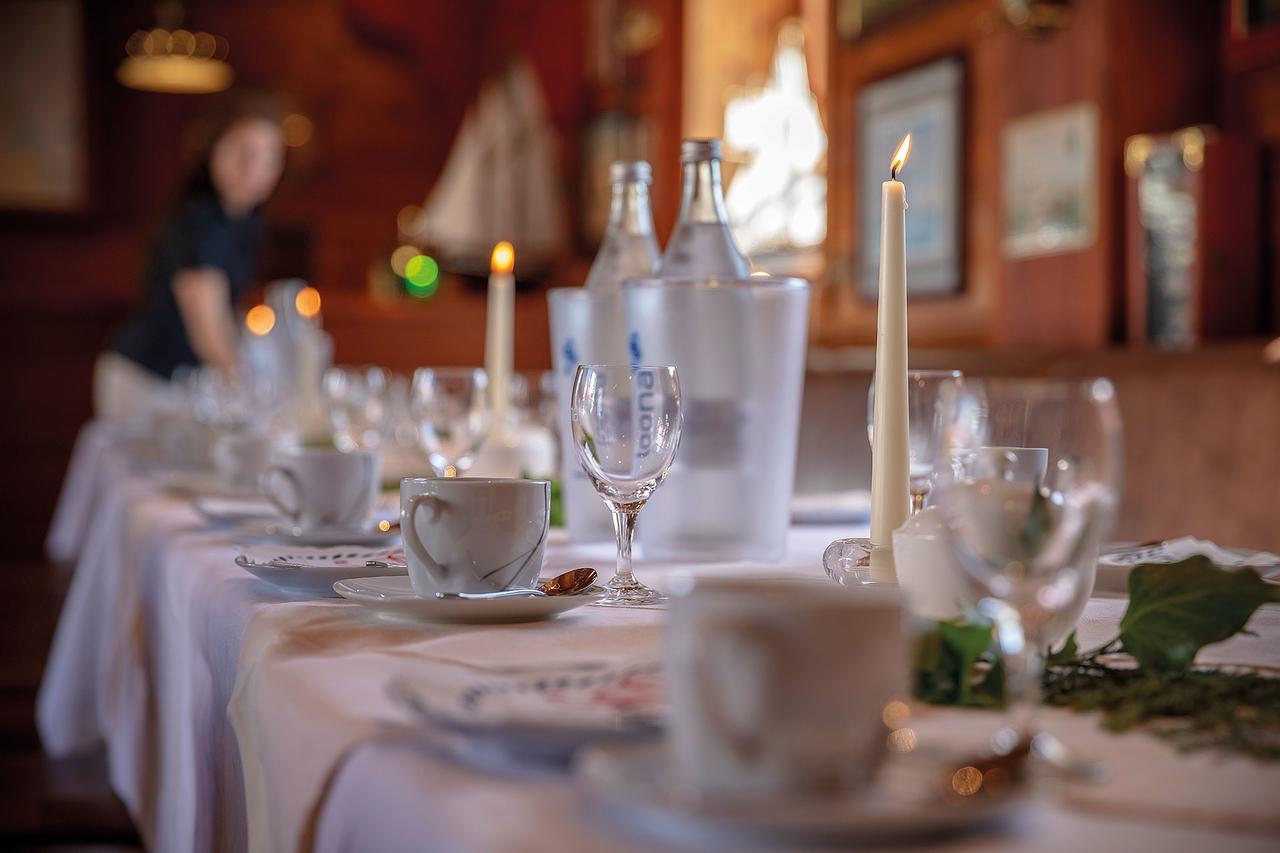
[1002,101,1098,259]
[857,56,962,298]
[0,0,85,212]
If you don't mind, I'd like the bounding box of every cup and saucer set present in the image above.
[237,475,602,622]
[160,434,399,546]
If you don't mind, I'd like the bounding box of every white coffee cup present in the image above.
[665,578,907,800]
[400,477,550,596]
[212,431,272,489]
[261,447,380,530]
[892,506,979,621]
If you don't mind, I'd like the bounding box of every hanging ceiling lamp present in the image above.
[117,1,232,94]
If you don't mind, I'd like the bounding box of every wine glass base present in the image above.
[596,576,667,607]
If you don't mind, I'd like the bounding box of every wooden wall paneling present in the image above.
[821,0,1000,351]
[820,0,1221,351]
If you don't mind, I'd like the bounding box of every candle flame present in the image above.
[245,304,276,336]
[490,241,515,275]
[294,286,321,318]
[890,133,911,180]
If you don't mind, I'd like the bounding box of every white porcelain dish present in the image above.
[578,740,1023,847]
[333,575,602,624]
[236,545,407,598]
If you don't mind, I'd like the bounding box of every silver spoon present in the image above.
[433,567,598,601]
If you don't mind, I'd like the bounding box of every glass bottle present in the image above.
[658,138,750,278]
[585,161,661,290]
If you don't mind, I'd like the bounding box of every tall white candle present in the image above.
[485,241,516,427]
[870,134,912,557]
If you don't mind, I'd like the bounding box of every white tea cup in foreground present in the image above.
[212,430,272,490]
[400,477,550,596]
[261,447,380,531]
[665,578,907,800]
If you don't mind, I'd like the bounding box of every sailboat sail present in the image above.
[410,57,567,274]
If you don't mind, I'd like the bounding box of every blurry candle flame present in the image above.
[245,305,276,336]
[377,519,391,532]
[295,286,321,318]
[890,133,911,180]
[491,241,515,275]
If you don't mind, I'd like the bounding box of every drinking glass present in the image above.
[868,369,965,512]
[570,364,682,606]
[410,368,492,477]
[932,378,1122,761]
[323,365,392,451]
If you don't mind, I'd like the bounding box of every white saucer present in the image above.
[333,575,602,624]
[232,519,399,547]
[388,662,661,766]
[578,741,1023,847]
[194,496,277,527]
[236,545,407,598]
[158,469,261,500]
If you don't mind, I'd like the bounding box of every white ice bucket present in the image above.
[546,288,629,543]
[623,277,809,562]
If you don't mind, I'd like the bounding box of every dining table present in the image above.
[38,422,1280,853]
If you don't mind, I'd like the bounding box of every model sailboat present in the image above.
[405,58,568,282]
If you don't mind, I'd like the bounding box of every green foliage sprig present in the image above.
[913,557,1280,759]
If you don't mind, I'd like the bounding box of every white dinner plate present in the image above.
[236,545,407,598]
[333,575,603,624]
[578,741,1023,847]
[1096,539,1280,593]
[388,662,662,766]
[231,518,400,547]
[194,496,278,527]
[158,469,261,500]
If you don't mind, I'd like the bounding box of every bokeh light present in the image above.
[282,113,313,148]
[397,205,423,237]
[245,304,276,336]
[294,286,321,318]
[405,254,440,299]
[390,244,418,277]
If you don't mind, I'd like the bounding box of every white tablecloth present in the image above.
[38,423,1280,853]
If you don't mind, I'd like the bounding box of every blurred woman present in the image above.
[97,91,287,426]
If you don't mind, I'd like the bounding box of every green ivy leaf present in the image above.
[1119,557,1280,673]
[914,620,1004,707]
[1046,631,1078,666]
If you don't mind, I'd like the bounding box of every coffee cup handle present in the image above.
[260,464,302,523]
[694,623,787,764]
[403,493,445,583]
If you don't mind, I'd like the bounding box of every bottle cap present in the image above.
[679,138,722,164]
[608,160,653,184]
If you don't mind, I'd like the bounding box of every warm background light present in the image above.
[281,113,313,148]
[245,304,275,336]
[490,241,515,274]
[294,286,321,318]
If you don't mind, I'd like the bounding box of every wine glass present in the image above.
[570,364,682,606]
[868,369,965,512]
[410,368,492,477]
[932,377,1122,763]
[323,365,392,451]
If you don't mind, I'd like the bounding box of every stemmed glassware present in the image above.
[931,377,1123,763]
[323,365,392,451]
[410,368,492,477]
[868,369,965,512]
[570,364,682,606]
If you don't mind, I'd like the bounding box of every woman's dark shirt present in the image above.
[114,193,262,379]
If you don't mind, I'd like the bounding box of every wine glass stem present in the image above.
[610,505,639,584]
[995,606,1045,740]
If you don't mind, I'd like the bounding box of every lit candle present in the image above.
[870,134,912,568]
[485,241,515,426]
